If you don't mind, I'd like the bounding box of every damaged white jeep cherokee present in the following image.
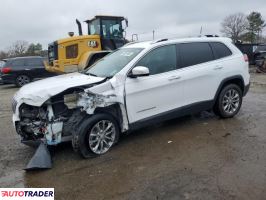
[12,37,250,159]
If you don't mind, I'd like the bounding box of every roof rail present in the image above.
[204,35,219,37]
[151,38,168,44]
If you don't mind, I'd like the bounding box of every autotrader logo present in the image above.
[0,188,54,200]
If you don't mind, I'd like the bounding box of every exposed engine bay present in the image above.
[15,94,75,145]
[12,74,128,147]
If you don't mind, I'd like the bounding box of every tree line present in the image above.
[221,11,266,43]
[0,41,47,60]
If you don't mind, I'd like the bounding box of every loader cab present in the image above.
[85,15,128,50]
[46,15,128,74]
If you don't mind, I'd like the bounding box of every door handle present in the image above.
[168,76,181,81]
[213,66,223,70]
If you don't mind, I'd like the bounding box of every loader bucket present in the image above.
[25,142,52,171]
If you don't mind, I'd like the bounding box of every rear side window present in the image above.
[179,42,214,68]
[136,45,177,75]
[210,42,232,59]
[25,58,44,66]
[1,61,7,67]
[66,44,78,59]
[11,59,24,66]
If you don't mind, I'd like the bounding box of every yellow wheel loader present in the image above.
[45,15,128,74]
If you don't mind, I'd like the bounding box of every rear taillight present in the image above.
[244,54,249,62]
[1,67,12,74]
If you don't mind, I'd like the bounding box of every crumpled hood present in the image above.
[14,72,105,106]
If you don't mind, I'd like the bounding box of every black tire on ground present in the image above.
[73,113,120,158]
[213,84,243,118]
[15,75,31,87]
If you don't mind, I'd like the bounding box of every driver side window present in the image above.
[136,45,177,75]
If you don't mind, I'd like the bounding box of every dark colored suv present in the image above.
[0,56,56,87]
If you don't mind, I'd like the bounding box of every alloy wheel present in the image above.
[222,89,240,114]
[88,120,116,154]
[17,75,30,86]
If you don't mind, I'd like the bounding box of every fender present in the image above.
[213,75,245,104]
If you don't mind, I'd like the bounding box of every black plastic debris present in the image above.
[25,142,52,171]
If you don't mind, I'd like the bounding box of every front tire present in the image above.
[214,84,243,118]
[73,113,120,158]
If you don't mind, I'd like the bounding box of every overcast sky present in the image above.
[0,0,266,50]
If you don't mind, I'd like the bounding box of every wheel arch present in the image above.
[94,103,125,132]
[214,75,245,102]
[16,73,32,79]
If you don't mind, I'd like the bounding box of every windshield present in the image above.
[102,19,123,39]
[85,48,143,77]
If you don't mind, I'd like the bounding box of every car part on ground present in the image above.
[12,37,250,170]
[25,142,52,170]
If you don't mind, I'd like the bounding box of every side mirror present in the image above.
[129,66,149,78]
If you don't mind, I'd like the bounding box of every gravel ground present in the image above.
[0,73,266,200]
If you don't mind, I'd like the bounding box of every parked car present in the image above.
[0,60,4,84]
[1,56,56,87]
[0,60,4,67]
[12,37,250,159]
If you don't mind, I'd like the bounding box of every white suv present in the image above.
[12,37,250,157]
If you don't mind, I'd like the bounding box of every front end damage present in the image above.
[12,78,128,170]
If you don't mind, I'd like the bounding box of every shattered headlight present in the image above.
[64,93,79,109]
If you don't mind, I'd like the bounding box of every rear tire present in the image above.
[214,84,243,118]
[73,113,120,158]
[15,75,31,87]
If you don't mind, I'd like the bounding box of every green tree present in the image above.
[246,12,266,43]
[26,43,43,56]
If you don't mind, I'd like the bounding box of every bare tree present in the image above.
[221,13,248,43]
[8,40,29,57]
